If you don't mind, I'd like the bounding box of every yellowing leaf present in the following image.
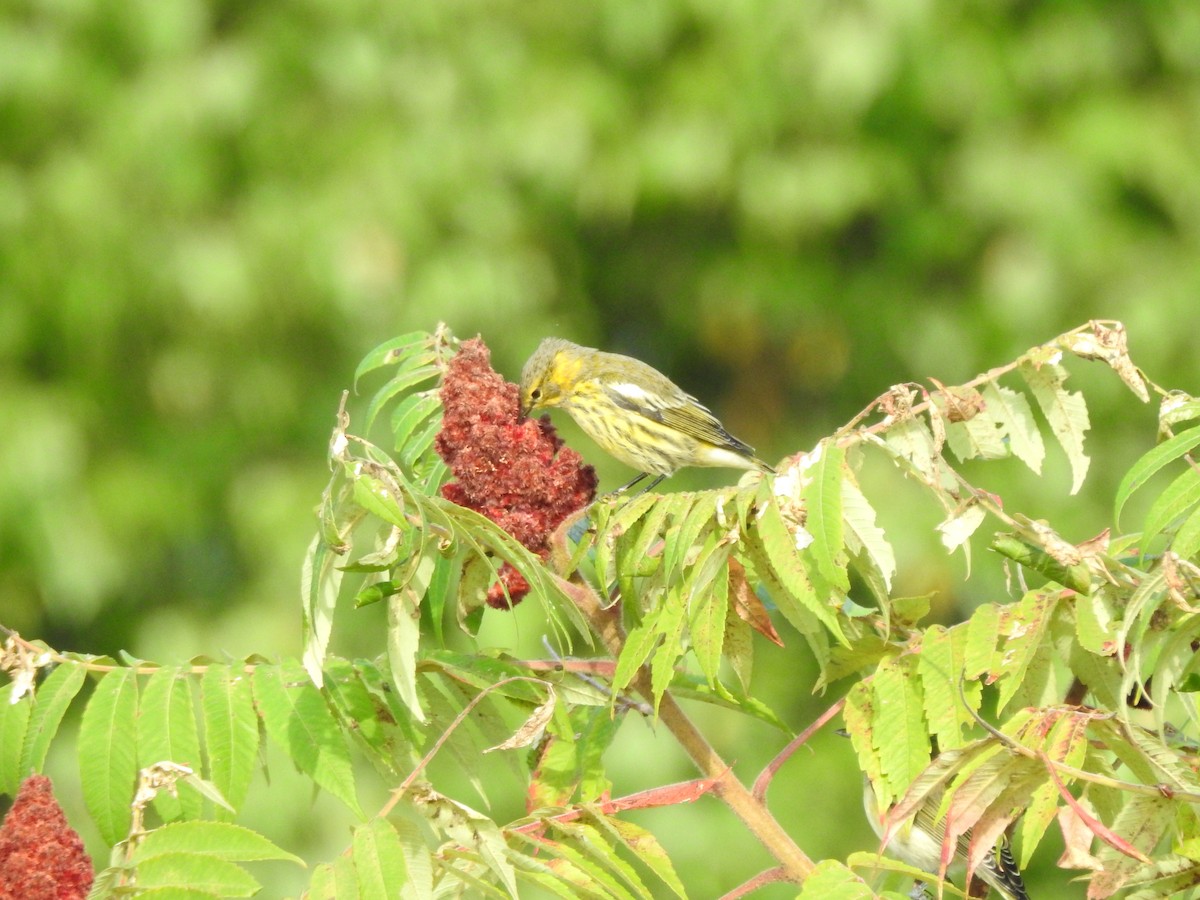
[1021,362,1091,494]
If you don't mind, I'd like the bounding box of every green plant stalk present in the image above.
[555,575,815,884]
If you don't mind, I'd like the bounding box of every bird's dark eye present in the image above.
[530,388,542,401]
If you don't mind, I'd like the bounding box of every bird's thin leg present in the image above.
[609,475,648,496]
[634,474,667,495]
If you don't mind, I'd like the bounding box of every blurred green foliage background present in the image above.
[3,0,1199,895]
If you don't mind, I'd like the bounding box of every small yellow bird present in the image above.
[519,338,773,493]
[862,777,1031,900]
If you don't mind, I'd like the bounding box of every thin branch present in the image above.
[561,572,817,883]
[753,697,845,803]
[719,866,790,900]
[507,776,724,834]
[380,674,552,818]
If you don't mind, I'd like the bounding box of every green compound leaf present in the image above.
[353,819,410,898]
[1021,361,1091,495]
[1114,423,1200,527]
[133,852,259,897]
[200,663,259,820]
[138,667,203,822]
[252,662,363,817]
[805,442,848,592]
[78,668,139,845]
[133,820,304,866]
[0,694,30,796]
[20,661,87,777]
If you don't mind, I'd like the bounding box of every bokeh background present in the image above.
[3,1,1199,895]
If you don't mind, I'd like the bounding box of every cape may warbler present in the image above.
[519,338,773,492]
[862,777,1031,900]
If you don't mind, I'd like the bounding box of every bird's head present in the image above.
[519,338,580,416]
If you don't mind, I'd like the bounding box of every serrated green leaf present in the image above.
[648,597,687,710]
[745,548,831,672]
[945,408,1007,462]
[797,859,877,899]
[524,823,630,899]
[200,663,258,820]
[78,668,139,845]
[353,819,410,898]
[599,815,687,899]
[842,680,882,784]
[1067,641,1121,710]
[917,626,973,752]
[350,470,409,529]
[551,819,651,899]
[364,365,443,433]
[354,331,436,384]
[324,658,415,777]
[618,493,675,582]
[994,591,1058,715]
[663,492,718,580]
[134,852,258,896]
[0,693,31,796]
[308,863,338,900]
[872,656,929,808]
[388,551,434,723]
[133,821,303,865]
[668,675,790,732]
[302,532,345,689]
[611,616,659,698]
[687,552,729,686]
[806,442,848,591]
[884,415,938,472]
[982,382,1044,475]
[252,662,363,817]
[400,407,446,471]
[20,662,87,776]
[390,393,442,454]
[1022,362,1091,494]
[842,475,895,594]
[749,499,847,645]
[1141,467,1200,553]
[1150,615,1200,738]
[392,814,434,900]
[412,787,517,896]
[820,635,891,688]
[1074,591,1117,656]
[596,491,659,592]
[573,709,619,805]
[139,667,203,822]
[723,584,754,692]
[507,832,607,898]
[1172,504,1200,561]
[1017,713,1087,869]
[962,604,1000,679]
[425,548,462,644]
[1115,423,1200,527]
[1094,793,1172,881]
